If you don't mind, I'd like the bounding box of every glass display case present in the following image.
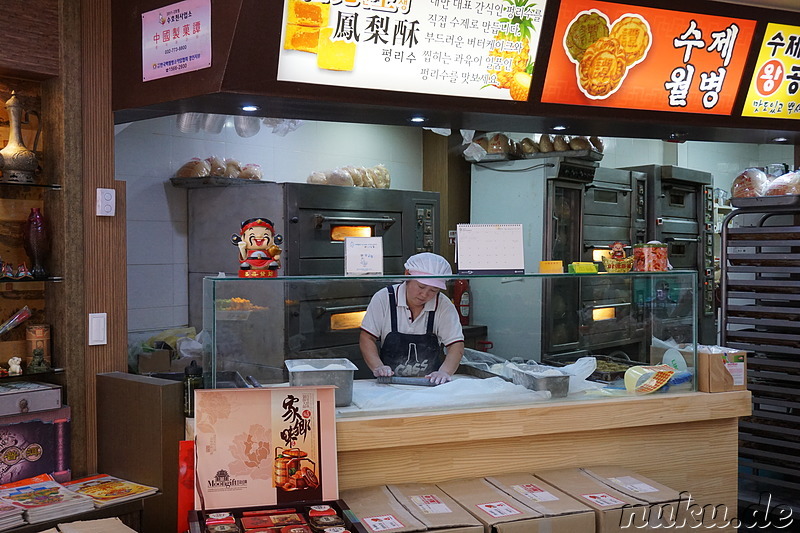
[202,271,697,415]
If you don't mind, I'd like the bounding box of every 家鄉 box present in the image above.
[437,477,547,533]
[484,473,595,533]
[0,406,71,484]
[0,381,61,416]
[533,468,653,533]
[650,344,746,393]
[388,483,484,533]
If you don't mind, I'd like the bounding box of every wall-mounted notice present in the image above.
[278,0,547,101]
[456,224,524,274]
[742,23,800,119]
[541,0,756,115]
[142,0,212,82]
[344,237,384,276]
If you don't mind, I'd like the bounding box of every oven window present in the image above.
[593,249,612,262]
[669,192,686,207]
[595,190,617,203]
[331,225,373,241]
[592,307,616,321]
[671,243,687,256]
[330,310,366,330]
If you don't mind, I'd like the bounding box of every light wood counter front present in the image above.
[336,391,751,527]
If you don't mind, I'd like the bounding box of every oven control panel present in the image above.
[703,186,714,316]
[415,202,436,253]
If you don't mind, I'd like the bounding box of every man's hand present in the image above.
[425,370,452,385]
[372,365,394,377]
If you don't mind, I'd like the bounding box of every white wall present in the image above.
[116,115,424,335]
[117,118,794,336]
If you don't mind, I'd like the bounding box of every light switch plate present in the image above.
[96,188,116,216]
[88,313,107,345]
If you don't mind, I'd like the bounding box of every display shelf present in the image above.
[0,368,64,381]
[719,203,800,495]
[170,176,263,188]
[0,181,62,190]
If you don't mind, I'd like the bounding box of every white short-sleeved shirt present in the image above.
[360,283,464,346]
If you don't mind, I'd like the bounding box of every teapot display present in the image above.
[0,91,41,183]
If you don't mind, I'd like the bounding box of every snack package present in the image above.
[765,171,800,195]
[174,158,211,178]
[239,163,263,180]
[206,155,226,177]
[731,168,769,198]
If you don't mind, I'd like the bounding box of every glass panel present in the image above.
[330,225,373,240]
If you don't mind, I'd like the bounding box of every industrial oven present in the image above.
[186,182,440,381]
[470,157,708,362]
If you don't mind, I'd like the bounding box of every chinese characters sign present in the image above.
[141,0,211,82]
[278,0,548,101]
[541,0,755,114]
[193,386,337,510]
[742,23,800,119]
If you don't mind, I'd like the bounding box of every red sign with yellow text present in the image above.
[541,0,756,114]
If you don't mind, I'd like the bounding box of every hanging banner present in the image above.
[742,23,800,119]
[277,0,548,101]
[141,0,212,82]
[540,0,756,115]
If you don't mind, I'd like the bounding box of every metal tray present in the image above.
[731,195,800,209]
[466,148,603,163]
[170,176,266,188]
[543,354,637,382]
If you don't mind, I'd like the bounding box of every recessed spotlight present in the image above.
[771,136,789,143]
[552,125,567,131]
[241,105,260,112]
[410,116,426,123]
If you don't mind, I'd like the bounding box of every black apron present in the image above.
[380,285,442,377]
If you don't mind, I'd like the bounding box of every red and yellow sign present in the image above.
[742,23,800,119]
[541,0,756,114]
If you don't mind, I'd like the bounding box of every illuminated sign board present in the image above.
[141,0,212,82]
[541,0,756,115]
[742,23,800,119]
[277,0,548,101]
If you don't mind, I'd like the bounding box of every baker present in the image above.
[359,252,465,385]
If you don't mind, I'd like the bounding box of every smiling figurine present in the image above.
[231,217,283,278]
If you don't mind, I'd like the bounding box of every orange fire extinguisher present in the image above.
[453,279,471,326]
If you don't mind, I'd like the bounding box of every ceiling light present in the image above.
[771,136,788,143]
[241,105,260,112]
[552,125,567,131]
[410,116,426,123]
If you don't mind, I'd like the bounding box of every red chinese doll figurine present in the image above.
[231,217,283,278]
[609,241,627,260]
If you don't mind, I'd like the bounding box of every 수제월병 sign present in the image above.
[742,23,800,119]
[541,0,756,115]
[277,0,548,101]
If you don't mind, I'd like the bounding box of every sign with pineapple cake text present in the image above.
[541,0,756,115]
[277,0,548,101]
[141,0,212,82]
[742,23,800,119]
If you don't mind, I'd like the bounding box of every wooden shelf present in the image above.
[0,181,62,190]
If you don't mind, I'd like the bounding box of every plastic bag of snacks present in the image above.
[633,243,669,272]
[765,171,800,195]
[731,168,769,198]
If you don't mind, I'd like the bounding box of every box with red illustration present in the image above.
[0,406,70,485]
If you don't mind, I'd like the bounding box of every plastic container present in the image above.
[633,243,668,271]
[285,358,359,407]
[511,365,570,398]
[184,360,203,417]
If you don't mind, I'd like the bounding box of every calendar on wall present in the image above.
[456,224,524,275]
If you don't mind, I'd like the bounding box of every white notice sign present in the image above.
[141,0,212,82]
[344,237,384,276]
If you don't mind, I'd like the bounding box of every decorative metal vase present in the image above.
[0,91,41,183]
[23,207,49,279]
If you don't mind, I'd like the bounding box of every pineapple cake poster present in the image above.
[277,0,547,101]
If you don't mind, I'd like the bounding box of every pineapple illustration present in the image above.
[487,0,538,89]
[510,70,532,101]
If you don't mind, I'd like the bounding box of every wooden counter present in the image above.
[336,391,751,528]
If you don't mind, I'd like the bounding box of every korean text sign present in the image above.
[141,0,212,82]
[278,0,548,101]
[742,23,800,119]
[541,0,756,114]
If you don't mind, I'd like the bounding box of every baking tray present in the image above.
[542,354,637,382]
[170,176,266,188]
[466,148,603,163]
[731,195,800,209]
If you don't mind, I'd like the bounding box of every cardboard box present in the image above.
[533,468,651,533]
[650,344,746,393]
[484,473,595,533]
[437,477,546,533]
[341,485,426,532]
[0,406,71,484]
[580,466,726,530]
[138,349,201,374]
[387,483,484,533]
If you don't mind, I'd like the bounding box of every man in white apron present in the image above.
[360,253,465,385]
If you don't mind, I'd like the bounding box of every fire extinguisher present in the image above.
[453,279,471,326]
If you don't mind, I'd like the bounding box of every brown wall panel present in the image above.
[0,0,60,80]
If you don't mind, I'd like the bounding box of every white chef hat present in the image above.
[404,252,452,290]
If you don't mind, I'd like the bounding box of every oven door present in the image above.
[659,183,699,220]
